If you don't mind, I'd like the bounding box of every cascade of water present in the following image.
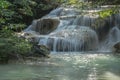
[73,15,92,26]
[24,20,37,32]
[99,26,120,52]
[109,27,120,42]
[52,20,70,32]
[43,7,63,18]
[53,37,58,52]
[24,6,120,52]
[49,27,98,51]
[38,36,49,46]
[115,13,120,26]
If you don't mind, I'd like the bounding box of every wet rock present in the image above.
[36,18,60,34]
[24,18,60,35]
[30,44,50,58]
[113,42,120,53]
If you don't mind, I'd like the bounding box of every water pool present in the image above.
[0,53,120,80]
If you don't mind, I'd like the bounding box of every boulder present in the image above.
[30,44,50,58]
[113,42,120,53]
[35,18,60,34]
[24,18,60,35]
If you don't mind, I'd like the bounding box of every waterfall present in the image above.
[24,7,120,52]
[99,26,120,52]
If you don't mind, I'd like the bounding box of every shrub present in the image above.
[0,28,32,63]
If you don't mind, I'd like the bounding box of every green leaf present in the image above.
[0,0,11,9]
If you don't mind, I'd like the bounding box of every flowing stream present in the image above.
[0,53,120,80]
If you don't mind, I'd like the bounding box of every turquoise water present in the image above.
[0,53,120,80]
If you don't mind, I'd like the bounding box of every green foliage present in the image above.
[98,10,112,18]
[0,0,12,27]
[0,0,59,63]
[0,0,11,9]
[61,0,91,9]
[0,0,60,29]
[88,0,120,5]
[67,0,78,4]
[13,0,33,16]
[8,23,26,32]
[0,28,32,63]
[98,8,119,18]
